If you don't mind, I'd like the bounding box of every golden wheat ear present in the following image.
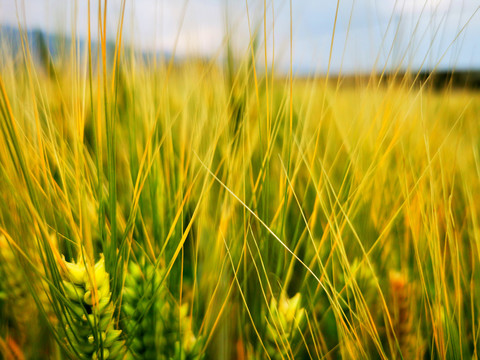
[389,271,424,360]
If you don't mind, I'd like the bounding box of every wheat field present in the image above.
[1,1,480,359]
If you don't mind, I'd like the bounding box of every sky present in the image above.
[0,0,479,75]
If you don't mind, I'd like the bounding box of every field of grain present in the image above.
[1,2,480,359]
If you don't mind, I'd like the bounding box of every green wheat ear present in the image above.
[264,292,306,360]
[172,302,205,360]
[60,254,126,360]
[339,259,378,316]
[0,233,59,358]
[121,261,163,359]
[0,234,37,346]
[122,259,205,360]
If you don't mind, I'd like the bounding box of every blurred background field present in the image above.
[0,1,480,359]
